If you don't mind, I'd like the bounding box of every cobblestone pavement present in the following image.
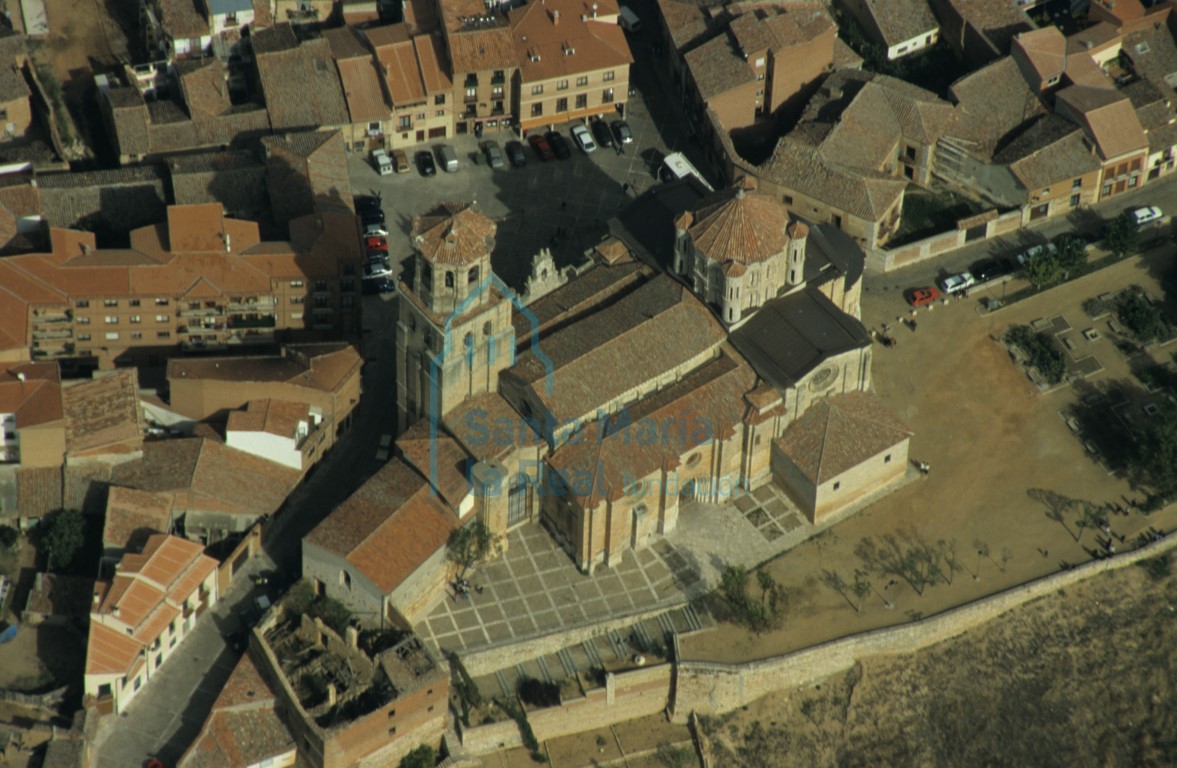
[415,524,703,658]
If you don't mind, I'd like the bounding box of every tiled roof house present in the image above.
[85,534,220,714]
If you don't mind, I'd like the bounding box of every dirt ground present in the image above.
[683,248,1177,663]
[28,0,131,152]
[702,554,1177,767]
[491,714,694,768]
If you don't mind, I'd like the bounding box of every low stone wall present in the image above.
[460,603,684,677]
[459,664,673,756]
[671,534,1177,720]
[870,209,1024,273]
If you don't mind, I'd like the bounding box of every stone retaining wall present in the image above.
[670,534,1177,720]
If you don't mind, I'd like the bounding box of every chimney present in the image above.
[345,624,359,650]
[592,1,597,16]
[326,683,337,707]
[553,9,559,24]
[223,233,231,252]
[16,372,24,382]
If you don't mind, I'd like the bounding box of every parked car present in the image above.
[364,261,392,279]
[612,120,633,144]
[905,286,940,307]
[360,208,385,226]
[546,131,572,160]
[1016,242,1057,267]
[362,277,395,295]
[528,134,555,161]
[506,140,528,167]
[1130,205,1164,226]
[570,124,597,153]
[365,235,388,251]
[436,144,459,172]
[482,139,505,168]
[970,257,1016,282]
[366,250,389,263]
[391,148,410,174]
[939,272,975,294]
[416,150,436,176]
[590,118,614,148]
[364,222,389,237]
[355,195,381,213]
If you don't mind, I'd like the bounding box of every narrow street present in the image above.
[92,295,400,767]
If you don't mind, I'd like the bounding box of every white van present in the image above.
[619,6,641,32]
[372,148,393,176]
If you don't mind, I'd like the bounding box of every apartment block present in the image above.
[0,203,361,370]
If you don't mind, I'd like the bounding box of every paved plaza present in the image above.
[415,523,704,657]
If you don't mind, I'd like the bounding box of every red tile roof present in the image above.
[61,370,142,455]
[687,186,792,265]
[306,458,459,593]
[410,201,496,266]
[773,391,911,484]
[103,486,175,551]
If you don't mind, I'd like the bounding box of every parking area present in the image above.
[348,40,703,290]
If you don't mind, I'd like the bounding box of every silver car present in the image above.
[482,140,505,168]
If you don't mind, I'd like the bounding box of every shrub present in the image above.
[42,510,85,570]
[517,676,560,708]
[1004,326,1066,385]
[1137,554,1171,581]
[399,745,436,768]
[0,525,18,550]
[1082,297,1109,318]
[1117,291,1167,343]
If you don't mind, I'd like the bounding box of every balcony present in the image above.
[179,305,223,318]
[180,339,229,352]
[228,315,276,329]
[491,73,505,85]
[226,297,276,312]
[227,329,276,345]
[32,309,71,324]
[32,327,73,341]
[464,105,478,118]
[178,324,225,335]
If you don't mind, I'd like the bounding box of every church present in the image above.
[391,176,910,574]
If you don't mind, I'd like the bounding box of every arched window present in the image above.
[445,271,455,288]
[483,320,492,336]
[468,266,480,284]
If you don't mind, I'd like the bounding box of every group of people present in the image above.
[452,578,483,603]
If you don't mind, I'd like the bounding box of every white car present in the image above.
[364,262,392,279]
[939,272,975,294]
[570,124,597,153]
[1130,206,1164,226]
[364,222,389,237]
[1016,242,1057,267]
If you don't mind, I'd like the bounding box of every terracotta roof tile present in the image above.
[993,114,1101,190]
[156,0,210,39]
[62,370,142,455]
[255,29,349,129]
[397,419,472,508]
[1013,26,1066,83]
[687,185,791,265]
[505,274,728,426]
[15,466,63,517]
[306,458,459,593]
[410,201,496,266]
[373,25,428,105]
[684,32,752,100]
[177,653,296,768]
[415,33,453,93]
[1124,26,1177,92]
[937,0,1033,55]
[948,56,1047,156]
[548,351,756,506]
[226,398,309,438]
[1056,84,1148,160]
[851,0,937,48]
[759,138,906,221]
[510,0,632,84]
[103,486,174,551]
[445,391,545,462]
[774,391,910,484]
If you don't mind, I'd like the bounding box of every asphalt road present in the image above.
[92,295,400,768]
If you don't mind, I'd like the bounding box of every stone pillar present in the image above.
[471,460,510,553]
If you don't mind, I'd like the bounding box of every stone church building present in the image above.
[305,177,910,627]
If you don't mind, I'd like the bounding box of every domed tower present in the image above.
[396,202,515,434]
[785,220,809,289]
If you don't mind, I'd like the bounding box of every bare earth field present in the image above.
[683,249,1177,663]
[703,556,1177,767]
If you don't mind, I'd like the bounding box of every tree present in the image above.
[43,509,85,571]
[1129,402,1177,500]
[654,743,693,768]
[718,564,785,634]
[0,525,18,550]
[1116,291,1167,342]
[445,519,501,578]
[1022,249,1066,289]
[1053,234,1088,275]
[399,744,436,768]
[1105,211,1141,259]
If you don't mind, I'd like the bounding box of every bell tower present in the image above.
[396,202,516,434]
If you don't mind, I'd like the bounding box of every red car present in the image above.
[528,134,555,162]
[905,286,940,307]
[365,236,387,251]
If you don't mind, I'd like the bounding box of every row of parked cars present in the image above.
[377,118,635,178]
[356,195,395,294]
[908,205,1164,306]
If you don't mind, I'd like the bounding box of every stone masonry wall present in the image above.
[671,534,1177,720]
